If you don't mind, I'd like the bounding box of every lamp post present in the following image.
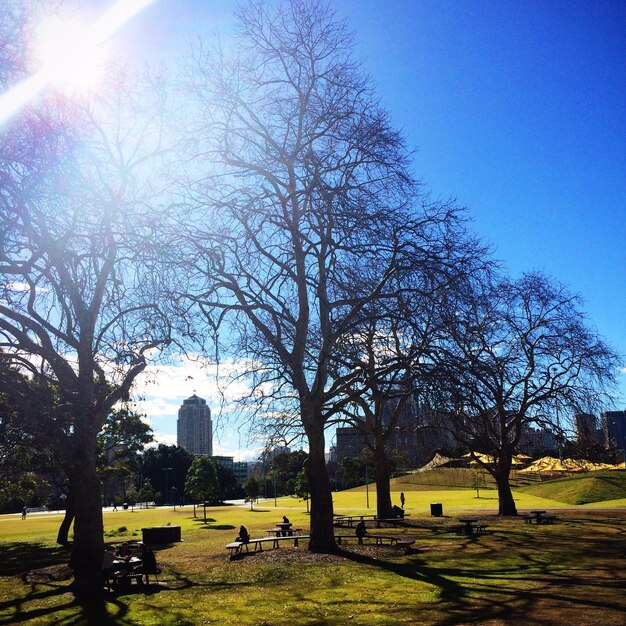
[162,467,172,506]
[365,462,369,509]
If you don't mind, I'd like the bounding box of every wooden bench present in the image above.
[227,535,310,558]
[521,515,534,524]
[375,515,411,528]
[369,535,404,545]
[226,541,246,558]
[252,535,310,550]
[335,533,397,544]
[334,534,415,551]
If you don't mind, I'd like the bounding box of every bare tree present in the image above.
[435,272,620,515]
[332,219,488,519]
[178,0,425,552]
[0,29,174,590]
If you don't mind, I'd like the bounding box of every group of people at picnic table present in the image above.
[102,541,158,586]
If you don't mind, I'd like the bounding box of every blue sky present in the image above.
[105,0,625,454]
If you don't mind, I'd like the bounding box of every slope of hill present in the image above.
[518,471,626,505]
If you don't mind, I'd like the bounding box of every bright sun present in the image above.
[36,16,106,90]
[0,0,157,127]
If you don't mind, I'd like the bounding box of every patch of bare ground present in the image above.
[23,564,73,583]
[238,544,410,564]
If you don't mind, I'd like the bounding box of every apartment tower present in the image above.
[177,394,213,456]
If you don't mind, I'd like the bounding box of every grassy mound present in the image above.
[519,470,626,504]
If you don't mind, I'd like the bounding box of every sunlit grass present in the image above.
[0,492,625,625]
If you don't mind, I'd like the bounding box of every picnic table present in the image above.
[451,517,489,536]
[333,514,378,528]
[333,514,410,528]
[459,517,478,534]
[266,527,302,537]
[334,533,416,553]
[275,522,293,536]
[107,557,144,589]
[522,511,557,525]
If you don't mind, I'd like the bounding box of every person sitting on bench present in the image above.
[392,505,404,519]
[137,543,159,584]
[236,525,250,544]
[355,521,367,545]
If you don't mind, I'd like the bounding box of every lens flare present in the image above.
[0,0,157,126]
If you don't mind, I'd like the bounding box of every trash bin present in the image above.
[142,525,182,545]
[430,502,443,517]
[123,503,129,510]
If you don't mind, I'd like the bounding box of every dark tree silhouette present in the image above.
[178,0,448,553]
[0,8,174,588]
[436,272,620,515]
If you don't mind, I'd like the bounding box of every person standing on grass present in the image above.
[400,492,405,509]
[21,506,27,519]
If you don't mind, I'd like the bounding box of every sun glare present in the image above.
[36,17,105,90]
[0,0,157,126]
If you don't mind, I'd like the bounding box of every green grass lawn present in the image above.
[0,488,625,625]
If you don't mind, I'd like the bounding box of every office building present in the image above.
[335,427,368,460]
[573,413,600,443]
[211,455,250,485]
[177,394,213,456]
[601,410,626,450]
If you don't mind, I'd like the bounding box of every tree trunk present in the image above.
[57,492,75,545]
[68,429,104,595]
[304,418,338,554]
[494,461,517,516]
[373,440,393,519]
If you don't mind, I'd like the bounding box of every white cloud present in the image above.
[132,354,263,460]
[150,431,177,447]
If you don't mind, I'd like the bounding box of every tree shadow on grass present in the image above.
[197,523,236,531]
[0,542,71,577]
[0,554,206,625]
[339,517,626,626]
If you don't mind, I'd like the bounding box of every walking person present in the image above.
[21,506,27,520]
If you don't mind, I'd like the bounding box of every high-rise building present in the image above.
[601,410,626,450]
[519,424,556,454]
[333,395,454,467]
[177,394,212,456]
[335,427,367,460]
[573,413,600,443]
